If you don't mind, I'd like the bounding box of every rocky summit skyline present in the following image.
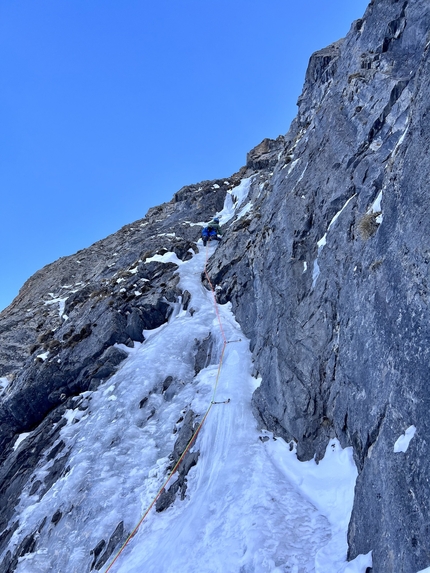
[1,1,430,571]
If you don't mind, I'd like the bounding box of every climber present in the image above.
[201,217,222,247]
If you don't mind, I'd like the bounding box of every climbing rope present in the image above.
[103,242,228,573]
[204,242,227,345]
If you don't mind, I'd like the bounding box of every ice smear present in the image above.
[217,176,253,223]
[265,438,372,573]
[286,158,300,173]
[312,259,321,287]
[323,194,356,242]
[370,190,383,224]
[7,188,369,573]
[236,201,253,220]
[13,432,32,451]
[371,190,383,213]
[144,252,183,265]
[369,137,383,151]
[392,125,409,156]
[230,176,253,207]
[44,296,68,318]
[36,351,49,361]
[0,377,10,394]
[394,425,416,453]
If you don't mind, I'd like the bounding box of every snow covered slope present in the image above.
[2,1,430,571]
[7,235,370,573]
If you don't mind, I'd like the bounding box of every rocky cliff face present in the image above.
[1,0,429,571]
[208,1,430,569]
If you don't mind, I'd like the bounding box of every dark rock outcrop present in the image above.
[90,521,127,571]
[156,410,200,512]
[246,136,286,170]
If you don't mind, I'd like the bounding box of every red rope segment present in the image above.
[204,243,227,344]
[103,243,226,573]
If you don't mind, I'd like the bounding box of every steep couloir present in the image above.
[1,0,429,571]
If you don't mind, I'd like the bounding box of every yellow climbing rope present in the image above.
[103,244,227,573]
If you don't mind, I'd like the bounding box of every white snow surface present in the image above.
[417,567,430,573]
[370,190,383,225]
[0,377,10,394]
[312,259,321,287]
[44,295,68,318]
[7,241,370,572]
[371,191,383,213]
[36,351,49,361]
[145,252,183,265]
[394,425,416,453]
[13,432,32,451]
[287,158,300,173]
[236,201,253,220]
[394,125,408,150]
[218,176,253,223]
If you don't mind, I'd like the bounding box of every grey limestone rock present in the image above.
[91,521,127,571]
[205,1,430,570]
[193,332,216,375]
[156,409,200,512]
[1,1,430,571]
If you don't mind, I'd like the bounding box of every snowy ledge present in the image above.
[265,436,373,572]
[393,425,416,453]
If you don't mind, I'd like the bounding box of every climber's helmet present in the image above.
[213,218,219,223]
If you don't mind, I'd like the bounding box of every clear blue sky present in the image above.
[0,0,369,311]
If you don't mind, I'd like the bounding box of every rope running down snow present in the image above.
[103,243,228,573]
